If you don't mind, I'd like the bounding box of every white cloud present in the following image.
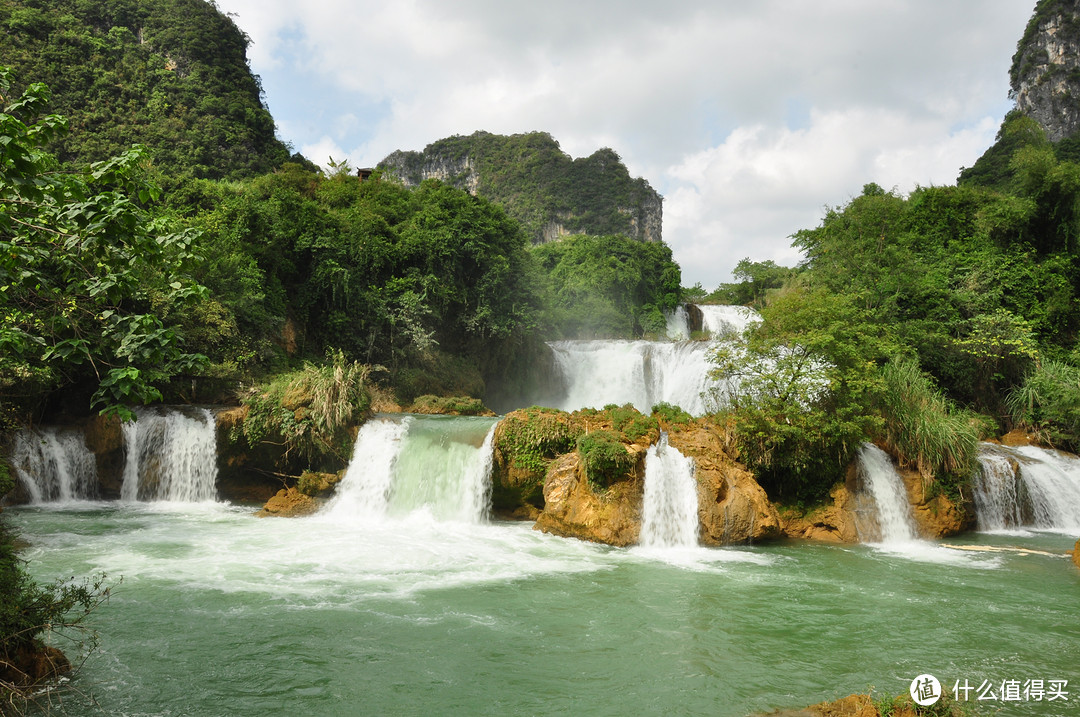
[215,0,1036,286]
[663,107,1005,288]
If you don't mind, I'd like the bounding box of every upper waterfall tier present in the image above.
[543,304,761,415]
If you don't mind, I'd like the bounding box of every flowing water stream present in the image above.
[10,505,1076,716]
[6,308,1080,715]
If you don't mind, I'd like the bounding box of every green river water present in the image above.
[8,503,1079,717]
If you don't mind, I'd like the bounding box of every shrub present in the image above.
[577,430,635,490]
[878,356,980,483]
[242,351,371,465]
[409,395,490,415]
[651,402,692,426]
[496,407,581,481]
[606,404,659,442]
[1,520,111,708]
[1006,359,1080,451]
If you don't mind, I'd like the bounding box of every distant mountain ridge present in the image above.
[379,131,663,244]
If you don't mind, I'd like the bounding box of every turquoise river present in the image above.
[8,501,1078,716]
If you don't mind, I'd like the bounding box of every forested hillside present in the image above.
[380,131,663,245]
[0,0,293,179]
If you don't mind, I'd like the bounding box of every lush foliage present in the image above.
[707,259,800,308]
[878,356,981,483]
[239,353,371,469]
[576,430,635,491]
[380,131,660,245]
[0,69,207,418]
[531,234,681,338]
[0,0,292,179]
[0,520,110,708]
[709,286,891,500]
[495,407,581,482]
[1007,359,1080,450]
[651,402,693,427]
[173,164,546,397]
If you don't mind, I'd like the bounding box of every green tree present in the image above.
[0,68,206,417]
[709,287,892,501]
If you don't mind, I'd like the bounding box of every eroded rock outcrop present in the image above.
[533,451,644,546]
[667,422,782,544]
[500,407,784,547]
[1011,0,1080,143]
[897,466,975,539]
[781,480,862,544]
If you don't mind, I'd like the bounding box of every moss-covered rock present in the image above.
[492,407,582,512]
[408,395,495,416]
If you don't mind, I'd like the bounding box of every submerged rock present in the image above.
[256,486,319,518]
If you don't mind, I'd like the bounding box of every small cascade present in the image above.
[855,444,919,543]
[10,427,98,503]
[697,304,760,337]
[974,444,1080,532]
[664,305,690,340]
[120,408,218,502]
[639,434,699,548]
[972,447,1027,531]
[328,415,499,523]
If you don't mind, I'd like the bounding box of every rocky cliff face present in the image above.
[1011,0,1080,142]
[379,131,663,245]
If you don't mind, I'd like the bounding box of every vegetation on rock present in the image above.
[238,353,370,471]
[0,0,292,179]
[379,131,662,245]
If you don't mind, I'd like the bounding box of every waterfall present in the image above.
[973,444,1080,532]
[855,444,919,543]
[639,434,699,548]
[10,427,98,503]
[544,304,762,416]
[664,306,690,340]
[120,408,218,502]
[698,304,760,337]
[972,446,1027,531]
[328,415,499,523]
[547,340,717,415]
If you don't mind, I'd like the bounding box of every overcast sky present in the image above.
[213,0,1035,289]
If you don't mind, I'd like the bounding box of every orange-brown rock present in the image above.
[533,451,643,546]
[997,428,1040,447]
[898,466,975,538]
[0,643,71,686]
[781,482,862,543]
[255,486,319,517]
[668,422,782,544]
[1073,538,1080,569]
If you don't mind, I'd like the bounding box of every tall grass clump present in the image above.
[1006,359,1080,451]
[241,351,371,463]
[878,356,980,482]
